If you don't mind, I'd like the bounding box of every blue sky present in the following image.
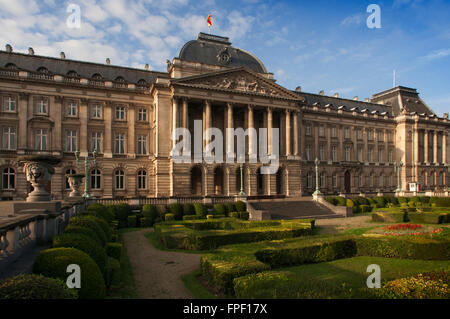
[0,0,449,115]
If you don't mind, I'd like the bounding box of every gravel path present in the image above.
[123,229,201,299]
[315,215,382,234]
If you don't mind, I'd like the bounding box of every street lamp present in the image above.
[313,158,322,196]
[239,163,246,196]
[394,161,404,193]
[75,149,97,199]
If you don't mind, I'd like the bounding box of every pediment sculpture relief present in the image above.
[198,75,280,96]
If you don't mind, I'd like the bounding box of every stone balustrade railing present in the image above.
[0,202,87,275]
[93,196,241,207]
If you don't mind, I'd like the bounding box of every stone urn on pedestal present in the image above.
[18,155,61,202]
[66,174,85,198]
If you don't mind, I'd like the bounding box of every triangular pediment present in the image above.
[171,67,303,101]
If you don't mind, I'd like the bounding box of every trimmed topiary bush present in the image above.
[127,215,137,228]
[235,201,246,212]
[194,203,207,217]
[420,196,431,204]
[165,213,175,221]
[225,203,236,214]
[105,257,121,289]
[229,212,239,218]
[168,203,183,220]
[359,205,371,213]
[86,215,112,242]
[68,217,107,247]
[63,225,103,247]
[53,233,107,275]
[433,197,450,207]
[33,248,106,299]
[0,274,77,299]
[335,196,346,206]
[239,212,250,220]
[87,203,115,223]
[183,215,204,221]
[111,204,132,228]
[142,204,159,227]
[346,199,358,214]
[213,204,226,215]
[373,196,387,208]
[106,242,122,261]
[398,197,408,205]
[325,197,337,205]
[183,203,195,215]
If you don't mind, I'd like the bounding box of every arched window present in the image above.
[65,169,76,189]
[92,73,103,80]
[91,169,101,189]
[115,170,125,190]
[37,67,49,74]
[5,63,17,69]
[137,79,147,87]
[137,170,147,190]
[115,76,126,83]
[2,168,15,190]
[67,70,79,78]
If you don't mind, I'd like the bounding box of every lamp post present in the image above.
[239,163,246,196]
[394,161,404,193]
[75,149,97,199]
[313,158,322,197]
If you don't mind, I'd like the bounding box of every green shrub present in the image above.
[63,225,103,247]
[142,204,159,227]
[87,215,112,242]
[346,199,358,214]
[106,242,123,261]
[110,204,132,228]
[0,274,77,299]
[360,205,371,213]
[239,212,250,220]
[53,233,107,275]
[353,197,368,206]
[168,203,183,220]
[206,215,214,220]
[194,203,207,217]
[127,215,137,228]
[213,204,226,215]
[326,197,337,205]
[229,212,239,218]
[406,212,449,224]
[87,203,115,223]
[398,197,408,204]
[335,196,346,206]
[105,257,121,289]
[373,196,387,208]
[68,217,107,247]
[183,203,195,215]
[385,196,398,205]
[33,248,106,299]
[433,197,450,207]
[371,212,406,223]
[225,203,236,214]
[165,213,175,221]
[235,201,246,212]
[233,271,291,299]
[182,214,204,221]
[420,196,431,204]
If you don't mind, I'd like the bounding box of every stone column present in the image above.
[182,98,189,154]
[247,105,255,158]
[424,130,429,163]
[172,98,179,149]
[443,132,448,164]
[293,112,299,156]
[267,107,273,155]
[128,105,135,158]
[18,93,28,151]
[433,130,438,164]
[285,110,291,157]
[414,126,419,181]
[104,102,112,158]
[364,128,368,162]
[80,98,88,156]
[226,103,234,159]
[204,100,211,150]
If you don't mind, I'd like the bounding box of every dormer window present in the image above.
[137,79,147,87]
[67,70,79,78]
[92,73,103,80]
[5,63,17,70]
[37,67,49,74]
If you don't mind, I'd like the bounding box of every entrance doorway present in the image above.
[344,171,351,193]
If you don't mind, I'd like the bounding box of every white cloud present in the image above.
[421,49,450,60]
[341,13,364,26]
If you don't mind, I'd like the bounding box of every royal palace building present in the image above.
[0,33,449,201]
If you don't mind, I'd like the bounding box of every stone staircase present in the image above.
[248,198,344,220]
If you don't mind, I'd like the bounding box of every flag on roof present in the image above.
[207,14,212,27]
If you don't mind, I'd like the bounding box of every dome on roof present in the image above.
[178,33,267,73]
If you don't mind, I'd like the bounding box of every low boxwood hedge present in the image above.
[86,203,115,223]
[68,216,108,247]
[105,257,121,289]
[33,247,106,299]
[63,225,103,247]
[142,204,159,227]
[127,215,137,228]
[0,274,78,299]
[235,201,246,212]
[194,203,208,217]
[53,233,107,275]
[182,215,204,221]
[106,242,122,261]
[213,204,227,215]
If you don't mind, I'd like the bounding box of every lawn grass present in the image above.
[106,228,140,299]
[233,256,450,299]
[145,230,211,254]
[181,269,218,299]
[343,227,376,236]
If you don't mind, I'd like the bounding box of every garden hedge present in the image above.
[52,233,107,275]
[168,203,183,220]
[68,217,108,246]
[213,204,227,215]
[194,203,208,217]
[182,215,204,221]
[33,247,106,299]
[63,225,103,247]
[105,257,121,289]
[127,215,137,228]
[183,203,195,215]
[86,203,115,223]
[0,274,77,299]
[235,201,246,212]
[106,242,123,261]
[142,204,159,227]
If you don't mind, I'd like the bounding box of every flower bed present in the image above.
[367,223,444,237]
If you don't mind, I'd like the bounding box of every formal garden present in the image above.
[0,197,449,299]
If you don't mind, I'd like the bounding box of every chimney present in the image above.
[5,44,12,53]
[145,64,149,71]
[353,96,358,101]
[319,90,324,96]
[60,52,66,59]
[295,86,302,92]
[364,98,370,102]
[106,58,110,65]
[28,47,34,55]
[444,113,449,119]
[334,93,339,98]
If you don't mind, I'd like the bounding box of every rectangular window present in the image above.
[331,127,337,138]
[388,131,393,142]
[65,130,78,152]
[367,129,373,141]
[305,125,311,136]
[36,99,48,114]
[305,145,311,161]
[388,150,393,162]
[368,147,373,162]
[138,108,147,121]
[332,175,337,188]
[319,145,324,160]
[115,106,126,120]
[357,147,363,162]
[114,133,125,154]
[378,131,384,142]
[91,104,102,119]
[91,170,101,189]
[331,146,337,162]
[2,127,16,150]
[345,146,351,161]
[344,128,350,139]
[378,148,383,162]
[318,126,324,137]
[3,96,16,112]
[91,132,102,153]
[137,135,147,155]
[359,175,363,187]
[357,129,362,140]
[66,102,77,117]
[35,129,48,150]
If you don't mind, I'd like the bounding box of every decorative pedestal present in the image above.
[66,174,85,198]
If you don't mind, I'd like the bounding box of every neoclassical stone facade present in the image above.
[0,33,448,200]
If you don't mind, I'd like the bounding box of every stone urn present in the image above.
[18,155,61,202]
[66,174,85,198]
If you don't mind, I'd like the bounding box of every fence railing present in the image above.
[93,196,242,206]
